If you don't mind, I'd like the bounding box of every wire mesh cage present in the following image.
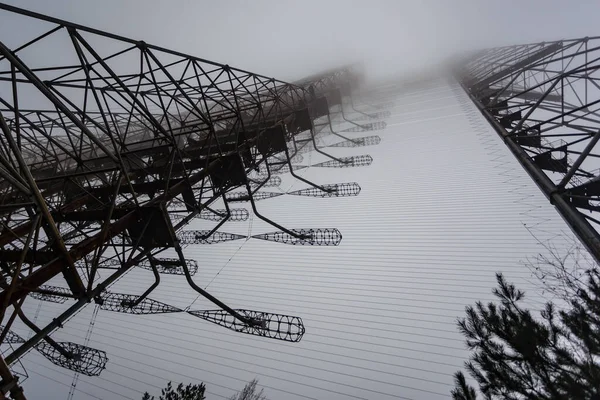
[252,228,342,246]
[288,183,361,197]
[313,155,373,168]
[96,292,182,314]
[188,309,305,342]
[35,341,108,377]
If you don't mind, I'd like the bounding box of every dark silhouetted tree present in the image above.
[142,381,206,400]
[452,257,600,400]
[228,379,268,400]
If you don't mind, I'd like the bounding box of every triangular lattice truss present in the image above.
[456,37,600,263]
[0,4,384,393]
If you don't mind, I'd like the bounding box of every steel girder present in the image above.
[457,37,600,264]
[0,3,366,391]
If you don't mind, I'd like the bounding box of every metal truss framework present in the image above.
[35,341,108,377]
[0,4,380,397]
[188,309,306,342]
[457,36,600,264]
[252,228,343,246]
[288,182,362,197]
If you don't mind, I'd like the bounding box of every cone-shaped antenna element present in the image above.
[288,182,361,197]
[188,309,305,342]
[30,285,71,304]
[249,176,282,188]
[138,258,199,275]
[226,192,284,202]
[270,165,308,175]
[0,326,24,344]
[178,230,246,244]
[312,155,373,168]
[96,292,181,314]
[36,341,108,376]
[252,228,342,246]
[329,135,381,148]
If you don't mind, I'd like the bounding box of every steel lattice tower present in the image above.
[457,38,600,264]
[3,4,600,400]
[0,4,388,398]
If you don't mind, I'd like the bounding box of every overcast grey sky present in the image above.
[2,2,600,399]
[2,0,600,81]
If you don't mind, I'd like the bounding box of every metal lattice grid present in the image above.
[188,309,305,343]
[328,135,382,148]
[456,36,600,264]
[312,155,373,168]
[35,341,108,377]
[177,230,247,245]
[29,285,71,304]
[225,191,285,202]
[252,228,343,246]
[288,182,362,197]
[95,292,182,314]
[341,121,387,132]
[137,258,199,275]
[0,3,373,394]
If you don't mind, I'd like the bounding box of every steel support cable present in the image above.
[139,252,534,274]
[115,277,529,312]
[183,242,559,266]
[95,359,232,399]
[37,294,464,351]
[111,219,552,300]
[77,355,235,399]
[12,79,564,398]
[65,350,314,400]
[459,80,600,263]
[23,362,135,400]
[49,322,448,399]
[453,85,561,244]
[84,333,444,399]
[58,314,459,380]
[105,292,545,331]
[113,236,548,286]
[29,258,544,400]
[108,286,545,317]
[83,281,504,335]
[35,307,466,369]
[59,308,465,364]
[24,368,103,400]
[195,278,546,318]
[43,332,361,400]
[32,300,463,367]
[185,235,252,311]
[33,345,163,397]
[54,312,455,384]
[139,262,540,289]
[22,325,304,400]
[66,303,99,400]
[151,262,537,283]
[112,286,545,326]
[87,282,474,329]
